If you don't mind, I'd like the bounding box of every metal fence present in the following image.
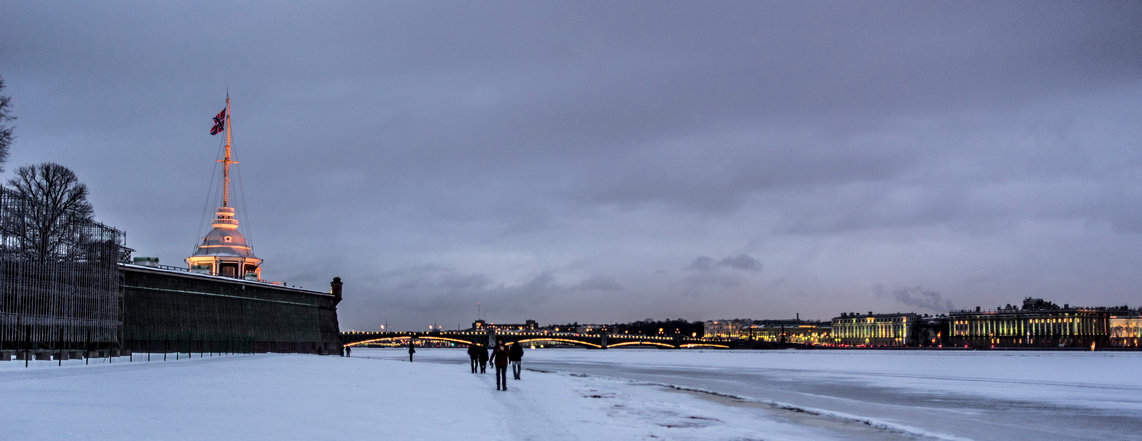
[0,184,130,351]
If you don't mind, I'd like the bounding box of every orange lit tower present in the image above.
[186,96,263,280]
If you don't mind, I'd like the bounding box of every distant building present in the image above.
[742,320,830,345]
[704,319,753,339]
[1109,314,1142,348]
[574,324,608,334]
[472,319,538,332]
[830,312,920,347]
[948,298,1131,348]
[915,315,950,347]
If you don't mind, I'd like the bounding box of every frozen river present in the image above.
[4,348,1139,440]
[399,348,1142,440]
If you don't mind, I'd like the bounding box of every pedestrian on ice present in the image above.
[508,341,524,380]
[490,339,510,391]
[408,340,416,362]
[478,344,489,373]
[467,344,480,373]
[345,346,351,357]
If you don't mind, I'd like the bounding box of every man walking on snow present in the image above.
[490,339,510,391]
[467,344,480,373]
[509,342,524,380]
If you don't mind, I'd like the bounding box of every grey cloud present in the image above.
[686,256,717,272]
[687,254,762,273]
[876,285,956,313]
[719,254,762,273]
[679,272,743,300]
[680,254,762,298]
[340,264,630,329]
[3,2,1141,330]
[575,276,623,292]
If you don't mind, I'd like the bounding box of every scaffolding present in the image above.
[0,184,130,351]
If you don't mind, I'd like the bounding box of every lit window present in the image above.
[224,236,232,243]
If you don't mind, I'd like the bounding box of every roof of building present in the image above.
[189,206,259,260]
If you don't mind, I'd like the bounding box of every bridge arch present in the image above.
[344,336,484,347]
[679,343,730,349]
[340,331,732,350]
[515,338,602,349]
[608,340,676,349]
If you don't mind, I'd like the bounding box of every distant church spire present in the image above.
[186,95,263,280]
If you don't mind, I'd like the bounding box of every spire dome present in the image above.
[186,96,263,280]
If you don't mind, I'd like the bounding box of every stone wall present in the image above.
[121,264,342,354]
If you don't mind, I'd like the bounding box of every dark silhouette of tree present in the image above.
[0,76,13,172]
[5,163,94,263]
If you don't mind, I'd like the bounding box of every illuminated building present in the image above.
[1109,315,1142,348]
[830,312,919,347]
[704,319,753,338]
[185,97,262,280]
[472,319,539,332]
[573,324,608,333]
[948,298,1112,348]
[742,320,830,345]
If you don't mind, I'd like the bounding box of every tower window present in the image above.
[224,236,232,242]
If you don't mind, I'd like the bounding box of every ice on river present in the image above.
[3,348,1139,440]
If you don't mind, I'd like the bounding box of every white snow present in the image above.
[3,348,1140,440]
[1,351,841,440]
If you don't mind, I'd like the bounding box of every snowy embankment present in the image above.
[2,351,855,441]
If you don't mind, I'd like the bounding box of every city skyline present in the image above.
[2,2,1140,330]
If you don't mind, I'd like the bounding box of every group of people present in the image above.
[350,338,524,391]
[469,339,524,391]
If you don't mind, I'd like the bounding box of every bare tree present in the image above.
[0,76,13,172]
[5,163,94,262]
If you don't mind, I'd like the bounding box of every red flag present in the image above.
[210,108,226,135]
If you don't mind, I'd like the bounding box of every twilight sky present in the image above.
[2,1,1140,331]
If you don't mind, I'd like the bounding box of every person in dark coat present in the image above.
[467,344,480,373]
[408,340,416,362]
[489,339,510,390]
[508,342,524,380]
[345,346,351,357]
[478,344,489,373]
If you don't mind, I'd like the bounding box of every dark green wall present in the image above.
[121,265,342,354]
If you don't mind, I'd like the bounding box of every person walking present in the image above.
[489,339,510,391]
[345,346,351,357]
[467,344,480,373]
[408,340,416,362]
[478,344,489,373]
[508,342,524,380]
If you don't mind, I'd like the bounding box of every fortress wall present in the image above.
[120,264,342,354]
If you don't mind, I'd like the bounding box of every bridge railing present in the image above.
[339,329,736,349]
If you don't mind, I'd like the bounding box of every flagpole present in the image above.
[222,93,232,207]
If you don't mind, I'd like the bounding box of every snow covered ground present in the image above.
[3,348,1140,440]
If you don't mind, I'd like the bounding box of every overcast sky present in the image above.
[2,1,1140,331]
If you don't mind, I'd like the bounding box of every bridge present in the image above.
[340,329,733,349]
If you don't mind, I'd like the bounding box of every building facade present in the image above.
[472,319,539,332]
[1109,315,1142,348]
[742,320,831,345]
[704,319,753,339]
[948,298,1117,348]
[830,313,920,347]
